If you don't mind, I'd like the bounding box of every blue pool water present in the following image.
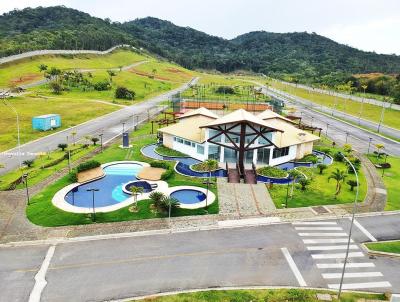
[65,163,143,208]
[170,189,207,204]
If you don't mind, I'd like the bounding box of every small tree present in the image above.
[38,64,48,73]
[346,180,358,191]
[160,196,180,214]
[298,177,311,191]
[343,144,352,154]
[115,86,135,100]
[317,164,327,175]
[375,144,385,159]
[91,137,99,146]
[149,191,166,212]
[58,143,68,151]
[328,168,347,198]
[130,186,144,210]
[320,147,332,161]
[23,159,34,168]
[107,70,116,82]
[49,81,62,94]
[288,170,302,198]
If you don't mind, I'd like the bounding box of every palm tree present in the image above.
[203,159,218,206]
[328,169,347,198]
[288,169,302,198]
[38,64,48,73]
[375,144,385,160]
[130,186,144,210]
[149,191,166,211]
[160,196,180,214]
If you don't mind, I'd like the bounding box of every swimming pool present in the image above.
[170,189,207,204]
[64,162,144,208]
[123,180,155,194]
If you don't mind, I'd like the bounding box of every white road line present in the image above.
[293,222,338,225]
[29,245,56,302]
[281,247,307,287]
[299,233,348,237]
[317,263,375,269]
[307,245,359,251]
[311,252,364,259]
[328,281,391,290]
[322,272,383,279]
[295,227,343,231]
[303,238,354,244]
[352,218,377,242]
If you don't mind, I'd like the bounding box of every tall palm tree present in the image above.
[288,169,302,198]
[375,144,385,160]
[328,169,347,198]
[130,186,144,210]
[203,159,218,207]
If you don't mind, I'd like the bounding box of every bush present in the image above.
[68,171,78,182]
[76,160,101,173]
[346,180,358,191]
[58,143,68,151]
[161,168,174,180]
[257,166,287,178]
[215,86,235,94]
[23,159,35,168]
[317,163,327,174]
[300,154,318,164]
[115,86,135,100]
[93,80,111,91]
[149,161,170,169]
[334,152,344,162]
[298,177,311,191]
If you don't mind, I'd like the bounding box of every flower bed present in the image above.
[257,166,288,178]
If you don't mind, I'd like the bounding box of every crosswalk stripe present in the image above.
[352,218,377,242]
[307,245,359,251]
[295,227,343,231]
[293,222,337,225]
[299,233,347,237]
[303,238,353,244]
[328,281,391,290]
[317,263,375,269]
[311,252,364,259]
[322,272,383,279]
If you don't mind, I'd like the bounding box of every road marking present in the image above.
[352,218,377,242]
[307,245,359,251]
[28,245,56,302]
[317,262,375,269]
[295,227,343,231]
[303,238,353,244]
[293,222,338,225]
[328,281,391,290]
[298,233,348,237]
[322,272,383,279]
[281,247,307,287]
[311,252,364,259]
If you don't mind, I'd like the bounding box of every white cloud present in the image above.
[0,0,63,13]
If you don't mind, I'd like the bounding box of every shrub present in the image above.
[298,177,311,191]
[23,159,35,168]
[68,171,78,182]
[58,143,68,151]
[161,168,174,180]
[215,86,235,94]
[301,154,318,164]
[49,81,62,94]
[91,137,99,145]
[115,86,135,100]
[149,161,170,169]
[257,166,287,178]
[76,160,101,173]
[93,80,111,91]
[317,163,327,174]
[334,152,344,162]
[346,180,358,191]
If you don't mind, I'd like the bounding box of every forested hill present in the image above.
[1,6,400,82]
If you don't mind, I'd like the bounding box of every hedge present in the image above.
[76,160,101,173]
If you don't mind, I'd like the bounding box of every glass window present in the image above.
[173,137,177,141]
[184,140,191,146]
[209,130,221,142]
[197,145,205,154]
[177,138,183,144]
[245,150,254,164]
[191,142,195,147]
[257,148,270,165]
[272,147,290,158]
[208,145,220,160]
[258,133,273,145]
[224,148,237,163]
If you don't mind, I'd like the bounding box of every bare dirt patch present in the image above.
[9,74,42,85]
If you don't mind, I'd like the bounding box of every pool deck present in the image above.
[137,167,166,181]
[77,167,105,183]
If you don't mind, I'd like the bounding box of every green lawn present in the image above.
[367,154,400,210]
[155,145,187,157]
[266,79,400,130]
[0,49,148,87]
[366,241,400,254]
[133,289,387,302]
[26,119,218,227]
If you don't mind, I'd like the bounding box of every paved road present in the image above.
[0,78,197,175]
[256,84,400,156]
[0,213,399,301]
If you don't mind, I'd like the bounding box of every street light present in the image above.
[345,132,349,144]
[367,137,373,155]
[86,188,99,222]
[285,176,291,208]
[122,122,126,134]
[2,99,22,169]
[326,123,329,137]
[337,152,359,300]
[22,173,30,205]
[377,99,386,133]
[99,133,103,153]
[382,153,388,177]
[66,135,71,172]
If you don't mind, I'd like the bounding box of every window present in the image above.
[224,148,237,163]
[197,145,205,154]
[272,147,290,158]
[208,145,220,160]
[191,142,195,147]
[258,133,273,145]
[257,148,270,165]
[184,140,191,146]
[173,137,177,142]
[209,130,221,142]
[177,138,183,144]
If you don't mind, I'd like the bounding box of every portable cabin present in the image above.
[32,114,61,131]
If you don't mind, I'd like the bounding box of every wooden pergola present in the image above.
[201,109,283,176]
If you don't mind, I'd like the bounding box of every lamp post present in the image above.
[66,135,71,172]
[345,132,349,144]
[122,122,126,134]
[337,152,359,300]
[99,133,103,153]
[382,153,388,177]
[2,99,22,169]
[377,99,386,133]
[86,188,99,222]
[367,137,372,155]
[285,176,291,208]
[326,123,329,137]
[23,173,30,205]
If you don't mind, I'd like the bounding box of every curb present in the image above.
[362,241,400,258]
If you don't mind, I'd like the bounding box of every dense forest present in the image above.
[1,6,399,100]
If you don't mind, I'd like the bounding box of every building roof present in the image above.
[200,108,284,132]
[179,107,219,120]
[158,115,214,143]
[33,114,60,119]
[257,109,296,124]
[268,119,320,148]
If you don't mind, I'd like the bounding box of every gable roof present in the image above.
[179,107,219,120]
[257,109,296,124]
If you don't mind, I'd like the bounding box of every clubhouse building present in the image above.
[158,107,319,168]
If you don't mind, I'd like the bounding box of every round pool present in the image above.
[123,180,154,194]
[170,189,207,204]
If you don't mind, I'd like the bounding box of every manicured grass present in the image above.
[267,79,400,130]
[0,96,117,152]
[0,144,96,190]
[367,154,400,210]
[26,119,218,227]
[132,60,194,83]
[133,289,387,302]
[257,166,288,178]
[366,241,400,254]
[0,49,147,87]
[155,145,187,157]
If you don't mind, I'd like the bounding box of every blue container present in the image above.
[32,114,61,131]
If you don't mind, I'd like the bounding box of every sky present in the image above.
[1,0,400,55]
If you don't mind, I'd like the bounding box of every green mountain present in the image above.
[1,6,400,82]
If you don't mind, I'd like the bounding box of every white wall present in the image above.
[269,145,297,166]
[171,138,207,161]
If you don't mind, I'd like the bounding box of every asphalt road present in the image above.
[0,78,197,175]
[258,85,400,156]
[1,213,399,302]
